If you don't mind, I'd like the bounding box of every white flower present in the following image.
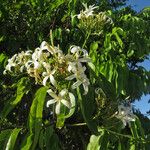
[67,46,91,73]
[40,41,54,55]
[25,60,41,70]
[40,41,63,57]
[4,50,32,74]
[32,48,46,62]
[116,104,136,127]
[32,44,50,63]
[47,89,75,114]
[4,54,17,73]
[25,60,42,84]
[70,45,89,58]
[66,63,90,95]
[42,62,57,86]
[56,49,65,64]
[77,3,98,19]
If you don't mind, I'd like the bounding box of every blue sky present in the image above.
[134,58,150,118]
[126,0,150,117]
[127,0,150,11]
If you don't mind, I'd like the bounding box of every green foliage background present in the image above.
[0,0,150,149]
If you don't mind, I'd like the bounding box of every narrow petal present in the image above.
[71,80,82,89]
[68,64,73,72]
[46,99,56,107]
[83,83,89,95]
[59,89,67,97]
[65,74,76,80]
[68,63,76,72]
[55,102,61,114]
[40,41,47,48]
[69,93,75,108]
[43,76,49,86]
[51,69,56,74]
[20,66,25,72]
[82,49,89,57]
[50,74,57,87]
[70,46,79,54]
[78,58,91,63]
[122,120,127,127]
[61,99,71,108]
[47,89,58,100]
[34,61,40,69]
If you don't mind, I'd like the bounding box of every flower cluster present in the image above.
[77,3,113,34]
[77,3,98,19]
[116,104,136,128]
[4,41,91,114]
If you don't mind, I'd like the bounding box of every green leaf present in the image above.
[0,53,7,75]
[104,34,111,50]
[45,126,60,150]
[0,129,12,150]
[1,77,30,118]
[87,135,101,150]
[99,61,114,82]
[90,42,99,52]
[118,141,121,150]
[96,73,116,101]
[129,139,136,150]
[50,0,66,11]
[38,129,44,149]
[112,27,124,48]
[45,126,54,148]
[5,128,21,150]
[115,33,123,48]
[127,49,134,57]
[29,0,37,7]
[0,53,7,65]
[21,134,33,150]
[130,121,139,139]
[21,86,48,150]
[90,42,99,63]
[99,130,108,150]
[0,129,12,142]
[129,120,140,150]
[53,28,62,41]
[77,87,98,134]
[87,129,105,150]
[135,117,145,138]
[115,65,128,95]
[112,27,124,36]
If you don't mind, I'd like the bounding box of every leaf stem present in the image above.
[82,31,91,48]
[66,122,87,127]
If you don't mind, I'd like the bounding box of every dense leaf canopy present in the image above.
[0,0,150,149]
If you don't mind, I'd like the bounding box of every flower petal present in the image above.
[70,46,80,54]
[43,76,49,86]
[59,89,67,97]
[55,102,61,114]
[83,83,89,95]
[71,80,82,89]
[34,61,40,69]
[61,99,70,109]
[69,93,75,108]
[47,89,58,100]
[122,120,127,128]
[46,99,56,107]
[65,74,76,80]
[78,58,91,63]
[50,74,57,87]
